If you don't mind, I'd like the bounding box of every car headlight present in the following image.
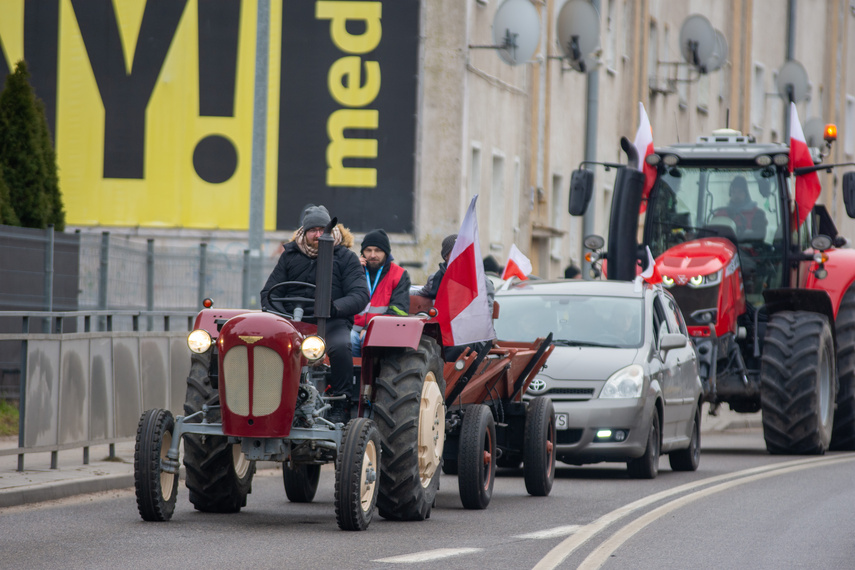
[599,364,644,398]
[187,329,213,354]
[301,335,326,361]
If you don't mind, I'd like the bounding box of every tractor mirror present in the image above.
[843,172,855,218]
[569,169,594,216]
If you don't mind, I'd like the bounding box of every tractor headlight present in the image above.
[187,329,213,354]
[600,365,644,398]
[661,275,675,287]
[301,335,326,361]
[687,269,722,288]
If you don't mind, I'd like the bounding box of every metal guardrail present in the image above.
[0,310,196,471]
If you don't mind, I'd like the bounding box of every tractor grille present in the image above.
[222,345,284,417]
[668,285,719,326]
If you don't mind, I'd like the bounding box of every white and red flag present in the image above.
[789,102,822,227]
[435,196,497,346]
[501,243,532,281]
[633,102,656,213]
[640,246,662,284]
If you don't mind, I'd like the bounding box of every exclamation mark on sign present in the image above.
[193,0,241,184]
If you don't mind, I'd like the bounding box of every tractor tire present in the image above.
[627,412,660,479]
[831,285,855,450]
[669,405,701,471]
[134,408,178,521]
[760,311,836,455]
[283,462,321,503]
[335,417,381,531]
[457,404,496,510]
[523,397,556,496]
[374,336,446,521]
[183,351,256,512]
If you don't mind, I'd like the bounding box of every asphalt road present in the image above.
[5,417,855,570]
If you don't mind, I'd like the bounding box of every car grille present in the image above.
[557,429,583,444]
[222,345,283,416]
[543,387,595,400]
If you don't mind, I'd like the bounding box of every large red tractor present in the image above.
[570,128,855,455]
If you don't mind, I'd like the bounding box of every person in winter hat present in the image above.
[260,204,368,424]
[350,229,412,356]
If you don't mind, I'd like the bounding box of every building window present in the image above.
[845,95,855,156]
[490,151,506,248]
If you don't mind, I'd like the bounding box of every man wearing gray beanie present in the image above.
[351,229,412,356]
[260,204,369,424]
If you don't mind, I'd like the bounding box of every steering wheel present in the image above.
[265,281,316,319]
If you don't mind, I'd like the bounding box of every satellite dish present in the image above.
[556,0,600,73]
[703,30,728,73]
[679,14,716,69]
[803,118,826,148]
[776,60,809,103]
[492,0,541,65]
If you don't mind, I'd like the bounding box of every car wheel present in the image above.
[669,406,701,471]
[627,412,660,479]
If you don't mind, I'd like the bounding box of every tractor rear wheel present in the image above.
[283,462,321,503]
[374,337,446,521]
[458,404,496,509]
[831,285,855,450]
[335,418,381,531]
[760,311,836,454]
[523,397,555,496]
[134,408,178,521]
[183,351,256,512]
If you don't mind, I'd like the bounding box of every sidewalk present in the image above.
[0,404,762,509]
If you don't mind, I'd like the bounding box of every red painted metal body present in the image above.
[216,312,307,438]
[803,247,855,319]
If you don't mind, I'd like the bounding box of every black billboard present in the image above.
[278,0,420,234]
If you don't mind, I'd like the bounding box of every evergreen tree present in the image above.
[0,165,21,226]
[0,61,52,228]
[35,98,64,230]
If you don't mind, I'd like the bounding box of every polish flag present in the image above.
[435,196,497,346]
[633,102,656,213]
[502,243,532,281]
[640,246,662,284]
[789,102,822,227]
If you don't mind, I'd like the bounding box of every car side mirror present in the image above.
[842,172,855,218]
[660,333,687,352]
[569,169,594,216]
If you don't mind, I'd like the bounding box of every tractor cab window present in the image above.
[647,166,785,306]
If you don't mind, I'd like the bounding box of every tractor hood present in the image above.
[656,237,737,280]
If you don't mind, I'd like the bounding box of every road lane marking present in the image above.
[533,455,854,570]
[515,525,581,540]
[577,455,855,569]
[374,548,483,564]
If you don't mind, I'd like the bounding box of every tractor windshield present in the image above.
[644,166,786,305]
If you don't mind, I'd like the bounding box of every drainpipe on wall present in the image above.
[582,0,600,280]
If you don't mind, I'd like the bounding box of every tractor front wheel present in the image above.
[760,311,835,454]
[134,408,178,521]
[374,337,446,521]
[283,462,321,503]
[832,285,855,450]
[335,418,381,531]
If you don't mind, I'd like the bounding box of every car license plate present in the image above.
[555,413,569,430]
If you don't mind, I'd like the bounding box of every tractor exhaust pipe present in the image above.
[607,138,645,281]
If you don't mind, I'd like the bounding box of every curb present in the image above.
[0,473,135,509]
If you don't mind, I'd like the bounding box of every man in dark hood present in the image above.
[351,229,412,356]
[715,175,768,241]
[260,204,368,424]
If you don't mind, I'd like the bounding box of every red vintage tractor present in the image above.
[570,128,855,455]
[134,220,555,530]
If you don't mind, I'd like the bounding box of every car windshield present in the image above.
[495,294,643,348]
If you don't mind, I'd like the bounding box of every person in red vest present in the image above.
[351,229,412,356]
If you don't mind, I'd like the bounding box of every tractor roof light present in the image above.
[645,154,661,166]
[187,329,213,354]
[755,155,772,166]
[662,154,680,166]
[824,124,838,142]
[773,154,790,166]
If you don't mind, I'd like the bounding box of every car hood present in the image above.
[539,346,641,381]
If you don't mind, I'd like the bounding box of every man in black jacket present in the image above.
[260,204,369,424]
